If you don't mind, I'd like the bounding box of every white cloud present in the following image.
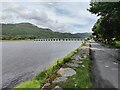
[1,2,98,33]
[2,0,91,2]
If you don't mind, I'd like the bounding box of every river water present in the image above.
[2,41,82,88]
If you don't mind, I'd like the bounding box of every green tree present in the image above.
[88,1,120,44]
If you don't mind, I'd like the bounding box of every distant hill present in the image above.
[1,23,91,40]
[73,33,92,38]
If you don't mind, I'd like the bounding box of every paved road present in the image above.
[90,42,119,89]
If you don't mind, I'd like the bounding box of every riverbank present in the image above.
[0,40,32,42]
[41,42,92,89]
[14,42,92,89]
[2,41,82,89]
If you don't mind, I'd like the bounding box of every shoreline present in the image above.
[14,42,87,89]
[0,40,33,42]
[2,41,84,89]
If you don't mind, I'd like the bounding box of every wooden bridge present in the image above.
[34,38,83,41]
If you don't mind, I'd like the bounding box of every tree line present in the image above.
[88,0,120,45]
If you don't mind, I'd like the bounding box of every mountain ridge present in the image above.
[1,23,91,40]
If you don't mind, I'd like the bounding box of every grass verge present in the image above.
[0,39,33,42]
[48,57,92,89]
[112,41,120,48]
[14,42,85,89]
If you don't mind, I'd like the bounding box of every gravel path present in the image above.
[90,42,119,89]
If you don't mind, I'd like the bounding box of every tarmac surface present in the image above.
[91,42,119,89]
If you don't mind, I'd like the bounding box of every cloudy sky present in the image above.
[1,1,98,33]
